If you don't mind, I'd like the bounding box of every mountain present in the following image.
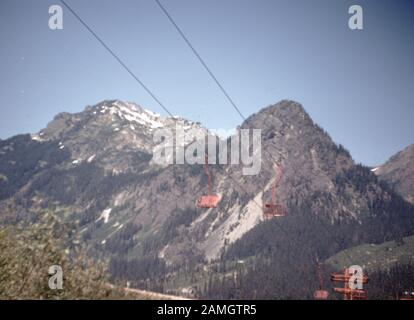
[326,234,414,272]
[0,99,413,298]
[373,144,414,204]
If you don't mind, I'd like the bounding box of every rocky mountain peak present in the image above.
[375,144,414,203]
[242,100,312,130]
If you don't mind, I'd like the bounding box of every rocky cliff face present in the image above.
[373,144,414,204]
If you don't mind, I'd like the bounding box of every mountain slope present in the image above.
[373,144,414,203]
[0,99,413,298]
[326,235,414,272]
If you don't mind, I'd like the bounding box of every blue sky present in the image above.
[0,0,413,165]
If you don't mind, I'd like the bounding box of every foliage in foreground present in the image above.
[0,213,125,299]
[368,263,414,300]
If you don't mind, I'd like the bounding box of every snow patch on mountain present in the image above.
[97,101,165,129]
[87,154,96,163]
[31,134,44,142]
[97,208,112,224]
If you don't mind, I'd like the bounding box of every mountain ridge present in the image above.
[0,99,413,298]
[374,144,414,204]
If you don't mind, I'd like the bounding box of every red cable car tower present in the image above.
[331,268,369,300]
[263,162,286,219]
[197,154,220,208]
[314,261,329,300]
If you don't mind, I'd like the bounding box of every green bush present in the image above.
[0,213,125,299]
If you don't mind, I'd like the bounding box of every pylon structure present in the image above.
[196,154,220,208]
[331,268,369,300]
[263,162,286,219]
[314,261,329,300]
